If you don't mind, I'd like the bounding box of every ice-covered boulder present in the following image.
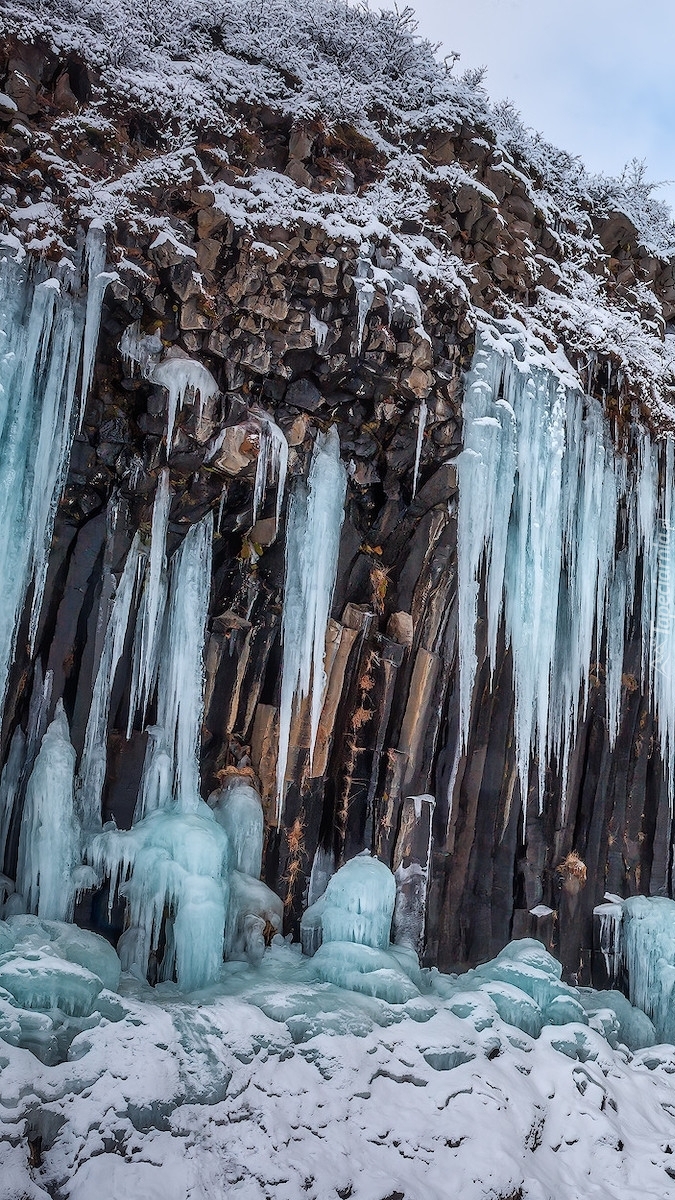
[300,854,418,1002]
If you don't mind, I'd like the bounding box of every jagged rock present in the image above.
[211,423,259,476]
[284,377,323,411]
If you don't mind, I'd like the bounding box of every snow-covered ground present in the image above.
[2,923,675,1200]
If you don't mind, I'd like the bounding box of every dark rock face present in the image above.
[0,29,673,985]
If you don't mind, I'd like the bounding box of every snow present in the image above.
[0,930,674,1198]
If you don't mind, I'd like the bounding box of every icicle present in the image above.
[16,701,79,922]
[156,512,213,811]
[127,470,171,736]
[411,399,427,498]
[606,552,627,747]
[310,311,328,352]
[252,414,289,533]
[0,230,112,708]
[353,272,375,355]
[77,534,144,829]
[119,320,163,378]
[651,436,675,807]
[148,357,219,450]
[79,222,117,429]
[458,328,624,814]
[0,727,25,870]
[276,428,347,820]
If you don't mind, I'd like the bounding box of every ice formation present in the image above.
[79,222,118,429]
[119,319,163,377]
[148,355,219,449]
[210,777,264,878]
[276,426,347,819]
[0,225,112,709]
[76,533,144,829]
[16,702,79,922]
[127,469,171,735]
[352,253,429,354]
[89,513,217,987]
[411,398,427,498]
[457,321,675,815]
[614,895,675,1041]
[299,854,393,955]
[91,808,230,992]
[155,512,213,810]
[251,412,288,532]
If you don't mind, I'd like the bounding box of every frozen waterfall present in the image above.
[457,321,675,816]
[275,426,347,820]
[0,226,113,712]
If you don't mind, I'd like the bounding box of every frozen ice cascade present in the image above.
[457,320,675,818]
[85,508,282,991]
[0,225,113,712]
[275,426,347,819]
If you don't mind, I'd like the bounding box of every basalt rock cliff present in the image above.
[2,0,675,985]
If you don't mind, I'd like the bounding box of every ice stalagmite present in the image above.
[77,533,144,828]
[0,225,113,712]
[276,427,347,819]
[211,777,282,963]
[16,701,79,922]
[91,809,230,992]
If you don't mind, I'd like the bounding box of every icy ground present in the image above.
[2,934,675,1200]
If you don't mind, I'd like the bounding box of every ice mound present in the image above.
[300,853,413,1001]
[301,851,396,954]
[311,942,420,1004]
[90,806,230,993]
[578,987,656,1050]
[0,916,122,1063]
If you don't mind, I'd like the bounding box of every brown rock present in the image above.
[387,612,414,647]
[400,366,433,399]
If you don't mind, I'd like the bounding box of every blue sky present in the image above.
[396,0,675,211]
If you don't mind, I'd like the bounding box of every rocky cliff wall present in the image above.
[2,3,675,983]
